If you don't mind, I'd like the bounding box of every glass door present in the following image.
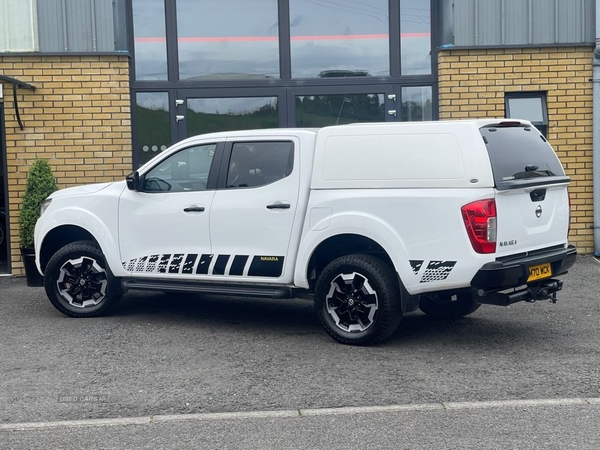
[176,88,288,141]
[287,85,396,128]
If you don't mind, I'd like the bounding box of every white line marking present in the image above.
[1,397,598,432]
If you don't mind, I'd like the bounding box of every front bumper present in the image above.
[470,245,577,306]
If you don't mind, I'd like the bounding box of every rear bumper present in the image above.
[470,245,576,306]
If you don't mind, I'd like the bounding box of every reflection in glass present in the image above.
[186,97,279,136]
[507,97,545,123]
[132,0,168,80]
[290,0,389,78]
[144,144,216,193]
[136,93,171,167]
[400,0,432,75]
[177,0,279,80]
[401,87,432,121]
[295,94,385,127]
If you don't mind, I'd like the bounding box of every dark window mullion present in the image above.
[389,0,401,78]
[430,0,439,80]
[165,0,180,83]
[278,0,291,81]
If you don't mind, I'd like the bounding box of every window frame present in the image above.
[218,140,295,190]
[505,92,548,137]
[140,141,224,193]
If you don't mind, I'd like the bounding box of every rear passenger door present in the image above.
[209,139,300,283]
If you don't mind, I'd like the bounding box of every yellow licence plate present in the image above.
[527,263,552,282]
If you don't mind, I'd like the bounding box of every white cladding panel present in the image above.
[320,134,465,181]
[446,0,594,46]
[0,0,38,52]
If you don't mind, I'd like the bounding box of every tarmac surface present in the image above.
[1,255,599,448]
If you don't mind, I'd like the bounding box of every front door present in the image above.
[118,141,223,277]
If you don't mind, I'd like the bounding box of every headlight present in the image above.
[40,198,53,216]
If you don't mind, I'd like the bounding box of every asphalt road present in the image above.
[1,256,599,448]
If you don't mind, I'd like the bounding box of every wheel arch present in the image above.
[39,225,99,273]
[304,233,394,292]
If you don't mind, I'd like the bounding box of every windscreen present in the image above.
[479,125,565,187]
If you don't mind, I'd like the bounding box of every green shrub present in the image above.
[18,159,57,248]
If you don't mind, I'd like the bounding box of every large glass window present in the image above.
[132,0,168,80]
[176,0,280,81]
[186,97,279,136]
[401,86,432,121]
[136,93,171,167]
[400,0,432,75]
[289,0,389,78]
[295,93,385,127]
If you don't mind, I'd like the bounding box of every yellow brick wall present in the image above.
[0,55,131,274]
[438,46,594,253]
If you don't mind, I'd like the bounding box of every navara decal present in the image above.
[419,261,457,283]
[122,254,284,278]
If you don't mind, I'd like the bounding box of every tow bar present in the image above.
[475,279,563,306]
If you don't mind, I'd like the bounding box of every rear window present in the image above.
[479,125,566,189]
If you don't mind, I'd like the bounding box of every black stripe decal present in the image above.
[213,255,230,275]
[169,254,184,273]
[229,255,249,276]
[147,255,160,272]
[196,254,213,274]
[182,254,198,274]
[420,261,456,283]
[248,256,284,277]
[158,254,171,273]
[136,256,148,272]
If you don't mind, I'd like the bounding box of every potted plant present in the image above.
[19,159,57,286]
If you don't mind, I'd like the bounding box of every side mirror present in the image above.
[126,171,141,191]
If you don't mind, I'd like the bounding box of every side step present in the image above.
[474,279,563,306]
[122,278,299,299]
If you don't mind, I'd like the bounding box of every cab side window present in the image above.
[143,144,217,192]
[226,141,294,188]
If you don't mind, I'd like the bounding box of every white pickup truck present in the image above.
[35,119,576,345]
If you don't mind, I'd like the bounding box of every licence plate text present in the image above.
[527,263,552,282]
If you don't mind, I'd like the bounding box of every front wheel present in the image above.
[314,254,402,346]
[44,240,122,317]
[418,292,481,319]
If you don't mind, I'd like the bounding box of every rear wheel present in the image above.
[44,240,122,317]
[314,254,402,346]
[418,292,481,319]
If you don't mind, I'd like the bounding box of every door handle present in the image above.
[183,205,205,212]
[266,202,291,209]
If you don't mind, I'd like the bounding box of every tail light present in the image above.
[462,199,497,254]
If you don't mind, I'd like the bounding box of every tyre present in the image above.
[314,254,402,346]
[418,292,481,319]
[44,240,122,317]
